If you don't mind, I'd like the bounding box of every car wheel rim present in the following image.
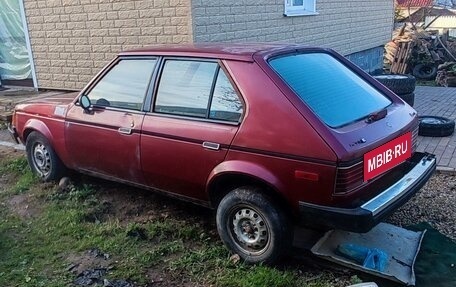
[374,75,408,80]
[421,117,446,124]
[32,143,51,177]
[230,207,269,254]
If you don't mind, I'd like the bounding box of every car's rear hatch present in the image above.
[262,49,421,205]
[328,105,420,205]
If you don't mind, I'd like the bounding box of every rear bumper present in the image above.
[298,152,436,233]
[7,122,21,144]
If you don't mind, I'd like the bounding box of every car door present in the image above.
[141,58,244,201]
[65,57,157,183]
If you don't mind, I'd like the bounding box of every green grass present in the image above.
[0,156,351,287]
[1,156,29,173]
[0,157,37,194]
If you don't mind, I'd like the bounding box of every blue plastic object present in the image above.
[337,244,389,272]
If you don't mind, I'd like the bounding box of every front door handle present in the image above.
[202,141,220,151]
[118,127,132,135]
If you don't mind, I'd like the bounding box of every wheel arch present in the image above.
[22,119,53,144]
[206,161,294,218]
[22,119,69,168]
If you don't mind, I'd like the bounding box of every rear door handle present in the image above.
[118,127,132,135]
[202,141,220,151]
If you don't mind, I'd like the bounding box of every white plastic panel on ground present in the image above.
[311,223,425,286]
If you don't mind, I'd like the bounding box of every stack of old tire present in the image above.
[373,73,455,137]
[372,74,416,106]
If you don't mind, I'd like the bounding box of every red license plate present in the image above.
[363,132,412,181]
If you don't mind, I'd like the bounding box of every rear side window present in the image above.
[154,59,243,122]
[269,53,391,127]
[155,60,217,118]
[210,70,244,122]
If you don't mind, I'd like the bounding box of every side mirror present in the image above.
[79,95,91,110]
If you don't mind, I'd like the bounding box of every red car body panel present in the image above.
[65,107,145,183]
[219,59,337,208]
[140,114,238,201]
[222,59,336,161]
[9,43,436,232]
[13,92,78,165]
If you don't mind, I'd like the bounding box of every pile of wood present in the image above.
[384,25,416,74]
[384,24,456,83]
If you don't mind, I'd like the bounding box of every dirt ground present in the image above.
[0,145,213,224]
[0,145,224,285]
[0,143,23,160]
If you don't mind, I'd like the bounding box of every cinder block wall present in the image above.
[24,0,193,90]
[24,0,393,90]
[191,0,394,56]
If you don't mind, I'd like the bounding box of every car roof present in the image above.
[119,43,312,62]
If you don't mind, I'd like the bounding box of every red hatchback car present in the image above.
[9,43,435,264]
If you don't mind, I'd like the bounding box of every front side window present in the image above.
[269,53,392,128]
[155,59,243,122]
[284,0,317,16]
[87,59,156,110]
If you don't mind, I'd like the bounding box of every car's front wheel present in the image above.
[216,187,293,264]
[26,131,65,181]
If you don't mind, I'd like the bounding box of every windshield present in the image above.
[269,53,392,128]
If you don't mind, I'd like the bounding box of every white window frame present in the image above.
[284,0,318,17]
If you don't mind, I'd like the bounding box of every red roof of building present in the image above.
[396,0,434,7]
[400,6,456,22]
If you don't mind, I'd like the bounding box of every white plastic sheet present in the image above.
[0,0,31,81]
[311,223,425,286]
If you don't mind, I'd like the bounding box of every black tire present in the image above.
[398,92,415,107]
[373,74,416,95]
[26,131,66,181]
[418,116,455,137]
[216,187,293,264]
[412,64,438,80]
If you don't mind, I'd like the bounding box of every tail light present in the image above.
[334,161,364,194]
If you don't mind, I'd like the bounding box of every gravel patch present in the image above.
[388,172,456,241]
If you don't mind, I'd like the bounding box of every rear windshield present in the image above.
[269,53,391,128]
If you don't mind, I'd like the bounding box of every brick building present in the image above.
[1,0,394,90]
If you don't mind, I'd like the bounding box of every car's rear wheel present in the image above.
[216,187,292,264]
[26,131,66,181]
